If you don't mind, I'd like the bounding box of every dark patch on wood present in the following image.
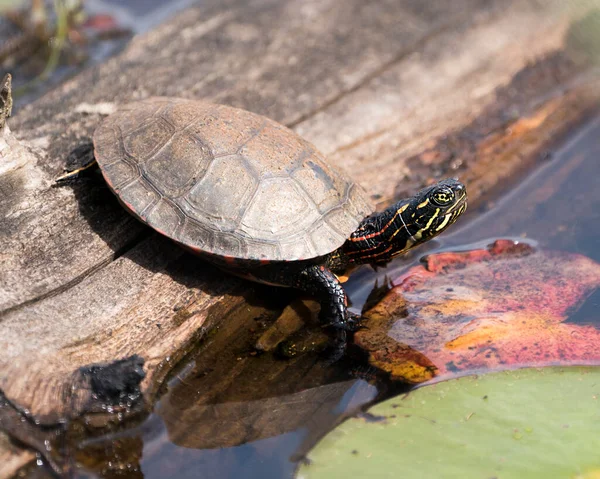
[80,355,146,405]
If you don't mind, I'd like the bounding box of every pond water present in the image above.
[4,3,599,478]
[1,0,198,108]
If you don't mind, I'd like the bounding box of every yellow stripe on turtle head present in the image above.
[417,198,430,209]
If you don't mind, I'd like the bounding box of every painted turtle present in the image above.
[62,97,467,355]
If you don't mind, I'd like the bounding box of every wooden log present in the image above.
[1,0,598,474]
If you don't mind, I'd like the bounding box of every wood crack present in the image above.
[286,17,464,129]
[0,229,152,319]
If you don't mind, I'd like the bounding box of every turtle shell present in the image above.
[94,97,373,261]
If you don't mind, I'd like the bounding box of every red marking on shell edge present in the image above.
[121,198,134,212]
[153,225,168,236]
[99,162,115,190]
[103,173,113,188]
[223,255,237,265]
[259,258,271,265]
[184,244,205,256]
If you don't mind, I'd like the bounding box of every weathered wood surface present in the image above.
[1,0,599,475]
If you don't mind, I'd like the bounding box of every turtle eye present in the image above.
[431,186,455,206]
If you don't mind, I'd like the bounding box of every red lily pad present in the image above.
[354,240,600,383]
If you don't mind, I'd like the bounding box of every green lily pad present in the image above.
[297,367,600,479]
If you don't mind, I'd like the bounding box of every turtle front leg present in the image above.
[294,264,361,360]
[296,265,357,329]
[246,262,360,359]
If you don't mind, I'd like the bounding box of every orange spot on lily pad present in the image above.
[354,240,600,383]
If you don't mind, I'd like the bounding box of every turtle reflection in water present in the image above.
[59,97,467,357]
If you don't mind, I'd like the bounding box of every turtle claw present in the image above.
[321,312,363,332]
[321,329,347,365]
[54,143,98,184]
[339,312,364,332]
[319,313,365,364]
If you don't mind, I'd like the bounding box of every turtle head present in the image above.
[339,178,467,268]
[395,178,467,251]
